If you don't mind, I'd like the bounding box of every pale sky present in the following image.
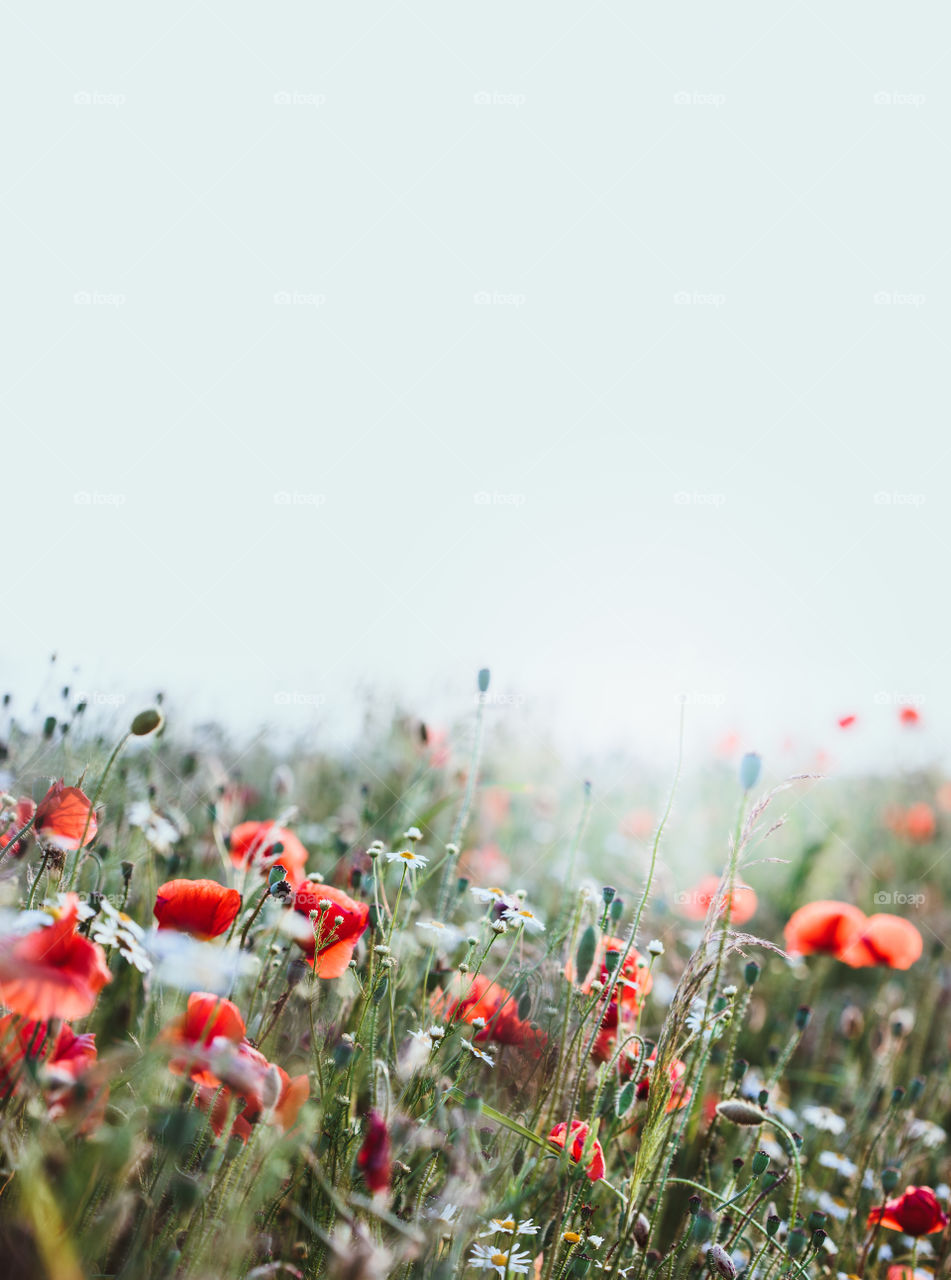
[3,3,949,773]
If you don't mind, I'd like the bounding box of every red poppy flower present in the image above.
[0,797,37,858]
[548,1121,605,1181]
[635,1050,691,1112]
[0,895,111,1020]
[784,900,867,959]
[34,780,97,852]
[0,1013,50,1094]
[357,1109,392,1193]
[677,876,758,925]
[291,882,369,978]
[868,1185,948,1236]
[430,973,546,1054]
[45,1023,97,1081]
[153,878,241,940]
[571,935,653,1020]
[899,706,921,726]
[165,992,246,1087]
[194,1038,308,1141]
[838,714,857,729]
[227,821,309,887]
[901,803,936,844]
[837,914,923,970]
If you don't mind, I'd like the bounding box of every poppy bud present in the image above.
[609,899,623,921]
[908,1076,925,1103]
[707,1244,736,1278]
[633,1214,650,1248]
[616,1081,635,1117]
[478,668,491,693]
[131,709,163,737]
[891,1086,905,1105]
[687,1196,701,1216]
[739,753,762,791]
[575,926,596,986]
[766,1215,780,1238]
[356,1110,391,1194]
[744,960,760,985]
[602,886,616,905]
[811,1228,827,1251]
[716,1100,766,1126]
[733,1057,748,1082]
[795,1005,811,1030]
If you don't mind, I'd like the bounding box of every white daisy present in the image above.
[432,1202,460,1225]
[417,919,463,946]
[480,1218,539,1237]
[145,929,259,994]
[801,1105,847,1136]
[908,1119,946,1149]
[468,1243,533,1276]
[815,1191,850,1222]
[470,886,511,905]
[127,800,180,854]
[502,906,546,934]
[818,1151,857,1177]
[461,1040,495,1066]
[588,1235,605,1248]
[91,900,152,971]
[404,826,423,841]
[384,848,429,870]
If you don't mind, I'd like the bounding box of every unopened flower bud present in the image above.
[715,1100,766,1127]
[707,1243,736,1277]
[131,708,164,736]
[647,939,664,957]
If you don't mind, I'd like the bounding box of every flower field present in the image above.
[0,678,947,1280]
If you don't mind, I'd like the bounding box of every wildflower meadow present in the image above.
[0,674,947,1280]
